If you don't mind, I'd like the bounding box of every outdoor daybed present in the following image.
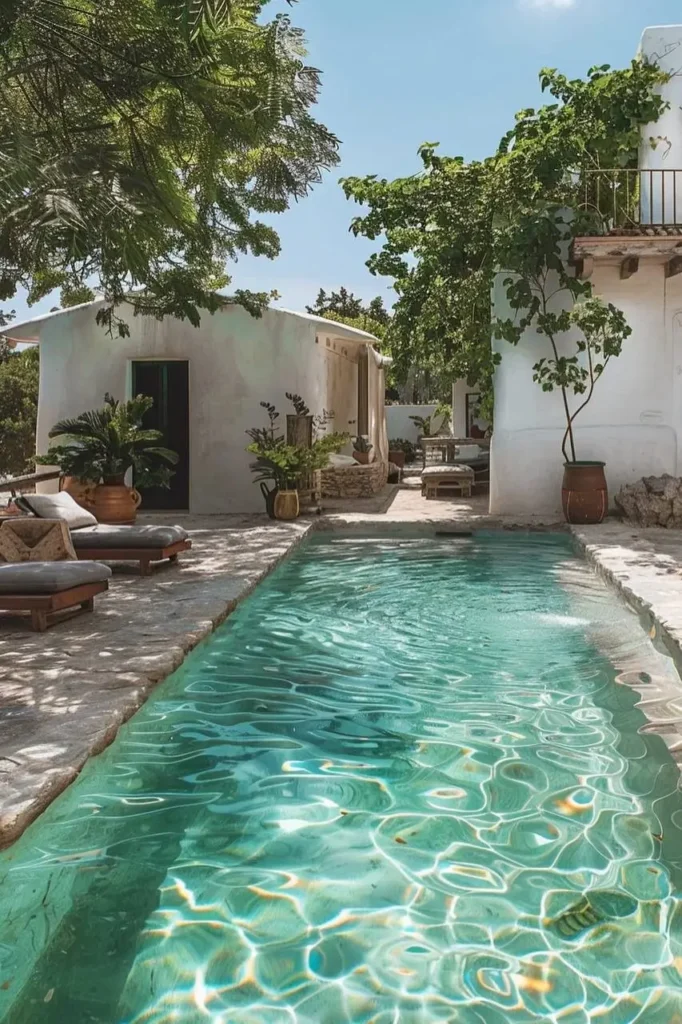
[16,493,191,576]
[421,464,475,500]
[0,518,111,630]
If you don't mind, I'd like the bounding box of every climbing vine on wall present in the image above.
[342,61,668,430]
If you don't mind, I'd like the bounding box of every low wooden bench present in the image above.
[421,465,475,500]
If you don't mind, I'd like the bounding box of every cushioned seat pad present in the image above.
[0,560,112,594]
[421,465,474,478]
[71,525,188,549]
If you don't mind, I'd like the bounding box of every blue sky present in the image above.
[11,0,682,324]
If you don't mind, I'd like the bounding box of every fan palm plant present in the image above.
[37,393,178,487]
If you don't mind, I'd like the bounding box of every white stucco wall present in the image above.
[490,263,682,514]
[31,302,377,513]
[386,405,439,443]
[640,26,682,222]
[491,24,682,515]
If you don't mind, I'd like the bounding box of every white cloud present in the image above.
[521,0,576,9]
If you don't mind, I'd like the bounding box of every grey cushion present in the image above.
[70,524,189,549]
[20,491,98,529]
[0,560,111,595]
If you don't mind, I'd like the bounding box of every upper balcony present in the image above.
[573,168,682,278]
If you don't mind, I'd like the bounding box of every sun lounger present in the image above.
[0,560,111,631]
[70,524,191,576]
[15,493,191,575]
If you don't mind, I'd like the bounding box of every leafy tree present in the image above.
[0,345,39,477]
[0,0,339,335]
[342,61,667,427]
[306,287,391,327]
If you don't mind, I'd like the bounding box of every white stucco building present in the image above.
[490,24,682,515]
[2,301,388,514]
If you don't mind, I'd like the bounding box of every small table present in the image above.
[421,436,458,468]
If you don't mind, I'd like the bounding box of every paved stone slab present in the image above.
[573,521,682,763]
[0,515,311,847]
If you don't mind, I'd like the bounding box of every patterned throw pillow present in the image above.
[0,519,78,563]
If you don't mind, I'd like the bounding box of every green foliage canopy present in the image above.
[341,61,668,435]
[0,344,39,478]
[306,286,392,342]
[0,0,339,334]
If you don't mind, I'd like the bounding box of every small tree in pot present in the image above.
[495,211,631,524]
[37,394,178,523]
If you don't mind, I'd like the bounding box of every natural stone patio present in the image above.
[0,515,312,848]
[3,487,682,848]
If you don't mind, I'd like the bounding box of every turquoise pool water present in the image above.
[1,533,682,1022]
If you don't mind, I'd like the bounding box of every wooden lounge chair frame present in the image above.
[0,580,108,631]
[74,538,192,576]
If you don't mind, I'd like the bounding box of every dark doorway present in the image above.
[131,360,189,510]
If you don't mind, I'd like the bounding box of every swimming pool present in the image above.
[1,532,682,1022]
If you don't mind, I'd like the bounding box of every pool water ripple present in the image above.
[1,533,682,1022]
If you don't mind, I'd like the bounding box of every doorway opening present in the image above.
[131,360,189,510]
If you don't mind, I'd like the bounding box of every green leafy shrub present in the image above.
[37,394,178,487]
[388,438,417,463]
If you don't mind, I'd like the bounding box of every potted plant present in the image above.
[246,398,348,519]
[352,436,373,465]
[388,438,417,469]
[409,402,452,441]
[285,392,313,448]
[249,444,305,520]
[408,413,433,441]
[37,394,178,524]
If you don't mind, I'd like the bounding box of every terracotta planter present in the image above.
[92,484,142,525]
[353,451,370,465]
[562,462,608,525]
[389,450,406,469]
[273,489,299,521]
[60,476,97,510]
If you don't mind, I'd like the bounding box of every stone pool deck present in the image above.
[3,487,682,847]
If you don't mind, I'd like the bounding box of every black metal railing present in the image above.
[577,168,682,232]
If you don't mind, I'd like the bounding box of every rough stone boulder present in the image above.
[615,474,682,528]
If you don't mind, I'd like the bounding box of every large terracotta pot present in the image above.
[353,451,370,465]
[60,476,97,510]
[389,450,406,469]
[273,489,299,521]
[562,461,608,525]
[92,484,142,524]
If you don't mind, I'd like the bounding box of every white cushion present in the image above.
[22,491,98,529]
[457,445,481,459]
[328,453,357,468]
[422,465,474,478]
